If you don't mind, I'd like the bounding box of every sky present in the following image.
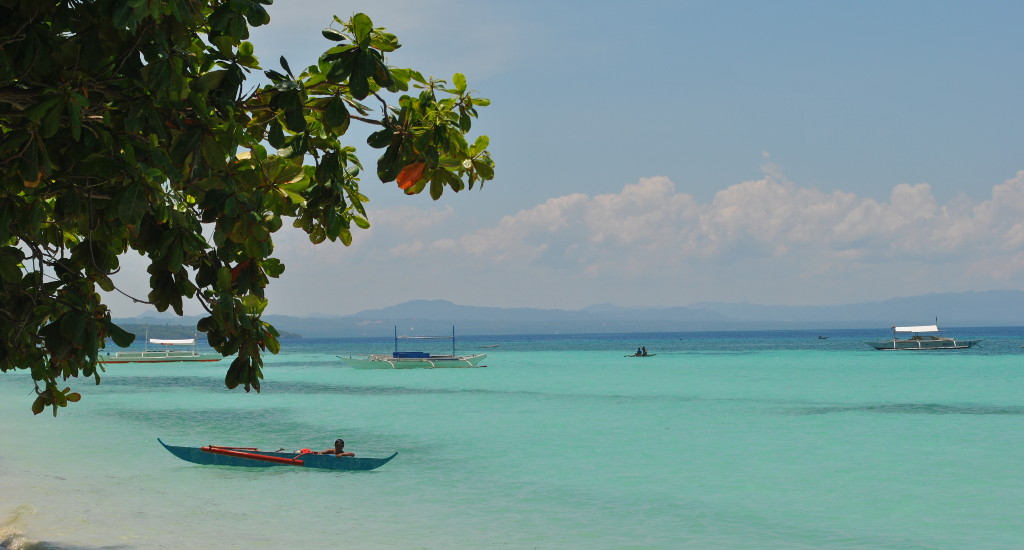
[109,0,1024,317]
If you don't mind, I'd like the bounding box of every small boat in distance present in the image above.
[157,439,396,471]
[340,326,486,369]
[100,337,222,363]
[863,322,980,350]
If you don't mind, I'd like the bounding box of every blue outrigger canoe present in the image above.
[158,438,397,471]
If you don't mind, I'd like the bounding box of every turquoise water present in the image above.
[2,327,1023,549]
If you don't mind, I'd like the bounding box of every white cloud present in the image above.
[106,168,1024,316]
[325,167,1024,308]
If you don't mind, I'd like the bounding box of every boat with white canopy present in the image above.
[100,337,223,363]
[863,321,980,350]
[340,327,486,369]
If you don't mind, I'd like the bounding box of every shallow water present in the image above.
[2,327,1023,549]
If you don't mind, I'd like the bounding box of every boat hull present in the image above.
[158,439,396,471]
[341,353,487,369]
[863,339,980,350]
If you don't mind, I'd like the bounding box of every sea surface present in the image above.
[2,327,1023,549]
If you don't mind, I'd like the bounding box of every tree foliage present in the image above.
[0,0,493,415]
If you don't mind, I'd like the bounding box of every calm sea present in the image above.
[2,327,1023,549]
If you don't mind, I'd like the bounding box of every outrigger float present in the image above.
[157,439,397,471]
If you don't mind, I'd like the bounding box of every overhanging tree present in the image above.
[0,0,494,414]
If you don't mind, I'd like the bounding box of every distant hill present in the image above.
[114,290,1024,338]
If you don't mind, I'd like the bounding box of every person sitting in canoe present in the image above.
[318,438,355,457]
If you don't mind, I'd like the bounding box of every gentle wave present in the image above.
[789,402,1024,415]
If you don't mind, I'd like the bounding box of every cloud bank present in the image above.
[107,168,1024,316]
[252,167,1024,315]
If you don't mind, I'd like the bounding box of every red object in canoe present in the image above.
[201,445,305,465]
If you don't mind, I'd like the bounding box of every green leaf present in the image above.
[471,135,489,155]
[267,120,286,148]
[474,156,495,180]
[39,100,63,138]
[371,55,393,88]
[263,330,281,354]
[349,53,370,100]
[118,184,148,225]
[225,356,246,389]
[326,58,353,83]
[201,135,226,166]
[241,294,267,314]
[196,70,227,92]
[366,128,393,148]
[96,274,115,292]
[321,28,346,41]
[279,177,309,193]
[370,30,400,53]
[376,142,402,182]
[263,258,285,277]
[217,266,232,290]
[278,186,307,205]
[279,90,307,132]
[265,69,288,82]
[351,13,373,47]
[277,133,307,158]
[59,312,87,346]
[324,96,350,134]
[25,96,60,122]
[452,73,467,93]
[243,1,270,26]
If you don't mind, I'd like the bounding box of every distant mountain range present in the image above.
[116,290,1024,338]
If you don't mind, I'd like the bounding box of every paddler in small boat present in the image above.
[317,438,355,457]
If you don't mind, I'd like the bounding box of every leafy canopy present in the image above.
[0,0,493,415]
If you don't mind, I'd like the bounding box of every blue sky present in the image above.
[109,1,1024,316]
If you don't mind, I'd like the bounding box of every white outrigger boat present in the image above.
[863,322,980,350]
[340,327,486,369]
[100,337,223,364]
